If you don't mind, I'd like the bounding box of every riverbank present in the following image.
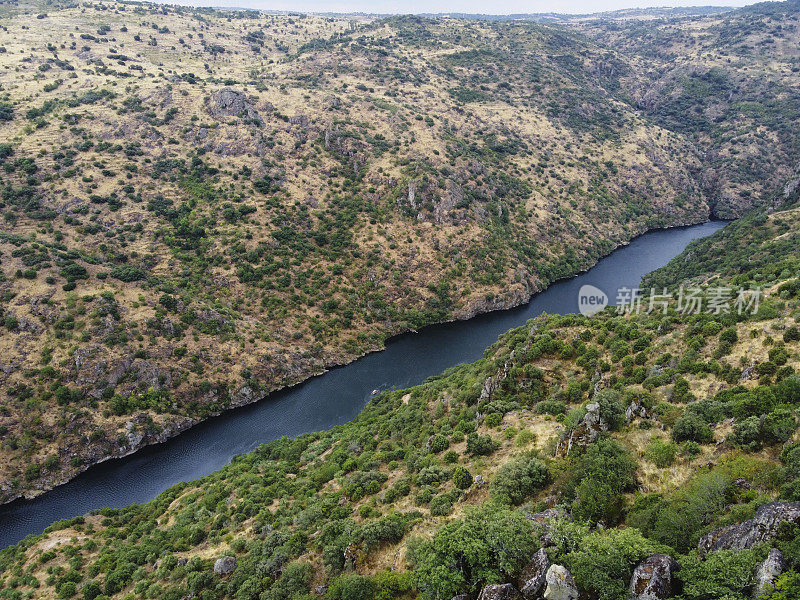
[0,219,727,548]
[1,217,714,507]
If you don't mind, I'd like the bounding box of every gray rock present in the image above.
[626,397,651,423]
[629,554,680,600]
[208,88,262,124]
[752,548,785,599]
[478,584,522,600]
[213,556,236,575]
[543,565,578,600]
[556,402,607,456]
[450,596,470,600]
[524,508,572,547]
[519,548,550,599]
[698,502,800,555]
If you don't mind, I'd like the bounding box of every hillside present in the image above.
[576,1,800,216]
[0,0,720,502]
[2,0,800,511]
[1,197,799,599]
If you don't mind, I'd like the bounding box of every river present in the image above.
[0,220,726,548]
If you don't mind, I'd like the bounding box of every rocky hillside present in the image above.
[0,1,713,502]
[1,196,799,599]
[576,0,800,217]
[2,0,800,504]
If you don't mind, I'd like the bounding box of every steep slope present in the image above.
[0,2,714,501]
[576,1,800,217]
[1,205,799,600]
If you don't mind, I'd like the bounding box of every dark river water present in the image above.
[0,220,726,548]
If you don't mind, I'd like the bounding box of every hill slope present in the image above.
[0,1,712,502]
[3,0,800,504]
[1,197,799,600]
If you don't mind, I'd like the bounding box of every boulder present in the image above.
[450,596,470,600]
[478,584,522,600]
[518,548,551,599]
[629,554,680,600]
[555,402,607,456]
[698,502,800,555]
[525,508,572,547]
[543,565,578,600]
[752,548,785,600]
[213,556,236,575]
[207,88,262,123]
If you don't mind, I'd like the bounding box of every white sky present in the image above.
[164,0,759,15]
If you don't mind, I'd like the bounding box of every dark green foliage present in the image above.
[109,265,146,282]
[411,504,535,599]
[595,389,625,431]
[672,412,714,444]
[490,454,549,505]
[678,548,763,600]
[570,439,636,525]
[563,528,667,600]
[452,466,473,490]
[466,433,496,456]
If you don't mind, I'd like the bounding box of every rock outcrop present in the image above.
[752,548,785,600]
[519,548,551,599]
[478,583,522,600]
[555,402,607,456]
[698,501,800,555]
[629,554,680,600]
[525,508,572,548]
[207,88,262,124]
[213,556,236,575]
[543,565,578,600]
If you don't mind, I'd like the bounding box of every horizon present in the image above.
[156,0,761,16]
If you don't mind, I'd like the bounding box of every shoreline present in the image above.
[0,214,724,511]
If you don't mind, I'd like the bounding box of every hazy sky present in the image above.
[165,0,759,15]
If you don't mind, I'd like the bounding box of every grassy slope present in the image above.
[577,1,800,217]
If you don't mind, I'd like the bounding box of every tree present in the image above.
[412,505,535,599]
[490,455,549,505]
[595,389,626,431]
[452,466,473,490]
[571,439,636,525]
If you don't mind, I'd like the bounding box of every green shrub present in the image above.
[535,399,567,415]
[466,433,496,456]
[645,439,678,468]
[328,574,375,600]
[411,504,535,599]
[452,466,473,490]
[484,413,502,428]
[109,265,146,282]
[760,570,800,600]
[490,455,549,505]
[515,429,536,447]
[672,413,714,444]
[563,528,667,600]
[595,389,626,431]
[428,434,449,453]
[571,439,637,525]
[678,548,762,600]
